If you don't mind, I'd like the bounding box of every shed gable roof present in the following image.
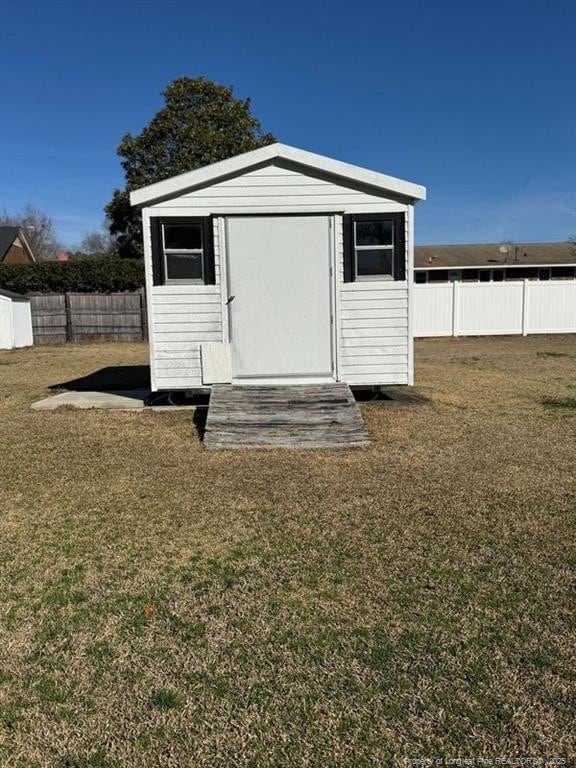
[130,143,427,207]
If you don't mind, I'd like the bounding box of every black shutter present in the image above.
[343,214,354,282]
[203,217,216,285]
[393,213,406,282]
[150,218,164,286]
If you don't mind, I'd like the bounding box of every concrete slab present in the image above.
[31,389,150,411]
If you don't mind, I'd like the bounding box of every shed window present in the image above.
[163,223,203,281]
[343,213,405,282]
[354,220,394,278]
[150,217,215,286]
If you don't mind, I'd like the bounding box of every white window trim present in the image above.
[353,221,395,281]
[162,223,204,284]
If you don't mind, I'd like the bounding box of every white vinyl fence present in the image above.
[414,280,576,337]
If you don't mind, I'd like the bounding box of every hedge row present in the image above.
[0,258,145,294]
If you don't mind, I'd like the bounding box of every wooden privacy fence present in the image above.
[28,291,148,344]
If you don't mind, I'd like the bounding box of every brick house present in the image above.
[0,227,36,264]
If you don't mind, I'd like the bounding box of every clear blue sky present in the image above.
[1,0,575,247]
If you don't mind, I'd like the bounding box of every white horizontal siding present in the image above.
[153,294,220,305]
[341,316,407,328]
[148,219,224,389]
[341,356,407,367]
[155,204,405,216]
[340,307,407,320]
[150,162,409,215]
[158,197,402,208]
[144,185,413,389]
[152,312,221,323]
[153,329,222,340]
[341,333,408,347]
[341,319,408,334]
[154,289,220,299]
[336,217,410,385]
[155,350,201,360]
[340,345,407,357]
[154,357,203,369]
[343,373,408,385]
[154,340,207,351]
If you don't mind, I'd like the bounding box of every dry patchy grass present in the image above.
[0,337,574,767]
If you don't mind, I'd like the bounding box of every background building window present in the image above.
[428,270,449,282]
[551,266,575,279]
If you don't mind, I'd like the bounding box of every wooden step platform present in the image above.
[203,383,370,450]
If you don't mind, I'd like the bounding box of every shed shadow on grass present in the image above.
[144,390,210,440]
[353,386,430,405]
[193,402,209,440]
[542,397,576,412]
[50,365,151,393]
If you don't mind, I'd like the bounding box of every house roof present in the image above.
[0,226,36,262]
[130,143,427,207]
[0,227,21,260]
[415,242,576,269]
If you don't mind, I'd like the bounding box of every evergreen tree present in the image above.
[106,77,275,257]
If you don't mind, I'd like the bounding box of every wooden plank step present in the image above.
[203,383,370,450]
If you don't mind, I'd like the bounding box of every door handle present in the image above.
[226,295,235,305]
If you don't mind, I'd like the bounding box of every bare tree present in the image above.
[0,205,60,261]
[80,221,116,256]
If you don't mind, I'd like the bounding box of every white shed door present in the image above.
[226,216,333,382]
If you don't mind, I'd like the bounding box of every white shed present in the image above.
[130,143,426,391]
[0,289,34,350]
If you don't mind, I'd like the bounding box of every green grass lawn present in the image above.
[0,337,574,767]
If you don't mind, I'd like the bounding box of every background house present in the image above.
[0,227,36,264]
[415,242,576,283]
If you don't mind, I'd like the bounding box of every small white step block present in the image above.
[201,342,232,384]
